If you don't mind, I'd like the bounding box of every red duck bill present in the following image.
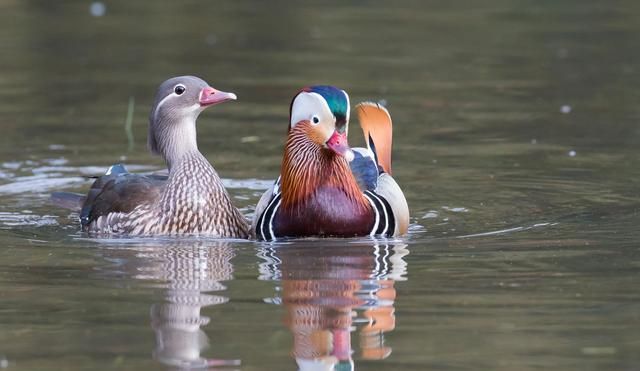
[326,130,354,161]
[199,86,237,107]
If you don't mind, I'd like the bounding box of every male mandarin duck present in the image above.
[252,86,409,240]
[53,76,249,238]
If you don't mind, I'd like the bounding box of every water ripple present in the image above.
[0,211,58,227]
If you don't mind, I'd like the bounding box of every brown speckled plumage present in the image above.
[88,152,248,237]
[81,76,249,238]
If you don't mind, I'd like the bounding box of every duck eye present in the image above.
[174,85,186,95]
[312,115,320,124]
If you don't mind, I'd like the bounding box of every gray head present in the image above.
[148,76,237,168]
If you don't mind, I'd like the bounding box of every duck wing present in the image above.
[354,102,393,174]
[350,147,381,192]
[80,164,165,227]
[352,102,410,236]
[349,102,393,191]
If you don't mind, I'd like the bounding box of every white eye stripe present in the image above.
[341,89,350,136]
[290,92,333,127]
[341,89,350,121]
[153,93,175,122]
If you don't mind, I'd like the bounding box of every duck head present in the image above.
[148,76,236,168]
[289,86,354,161]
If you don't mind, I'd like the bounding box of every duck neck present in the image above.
[280,122,369,212]
[150,111,201,171]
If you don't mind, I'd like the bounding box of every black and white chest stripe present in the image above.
[256,178,282,241]
[363,190,396,237]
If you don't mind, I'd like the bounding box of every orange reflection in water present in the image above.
[259,241,408,370]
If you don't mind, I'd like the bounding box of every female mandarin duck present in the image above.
[252,86,409,240]
[54,76,249,238]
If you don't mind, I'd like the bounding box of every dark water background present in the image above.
[1,1,639,370]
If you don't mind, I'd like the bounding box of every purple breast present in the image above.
[274,186,375,238]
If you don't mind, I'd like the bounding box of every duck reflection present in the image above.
[259,241,408,370]
[107,240,240,369]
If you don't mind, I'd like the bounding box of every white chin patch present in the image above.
[344,148,355,162]
[187,103,205,116]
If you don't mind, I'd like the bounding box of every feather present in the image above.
[374,173,409,235]
[251,180,278,237]
[80,165,165,227]
[280,122,366,212]
[355,102,393,175]
[350,148,379,191]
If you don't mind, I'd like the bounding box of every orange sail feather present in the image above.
[355,102,393,175]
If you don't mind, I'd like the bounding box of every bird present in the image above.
[52,76,249,238]
[252,86,409,240]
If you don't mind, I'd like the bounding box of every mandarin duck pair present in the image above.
[53,76,409,241]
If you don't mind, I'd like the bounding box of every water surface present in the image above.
[1,1,639,370]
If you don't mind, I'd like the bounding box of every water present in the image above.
[1,1,640,370]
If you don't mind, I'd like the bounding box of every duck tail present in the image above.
[50,192,86,211]
[355,102,393,175]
